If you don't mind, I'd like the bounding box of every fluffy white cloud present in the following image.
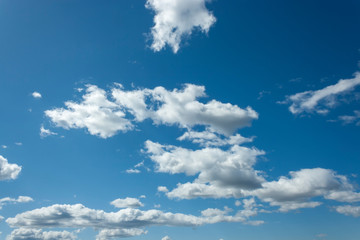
[6,203,262,239]
[145,140,265,193]
[32,92,42,99]
[335,205,360,217]
[46,84,257,138]
[145,138,360,212]
[0,196,33,210]
[110,197,144,209]
[286,72,360,114]
[248,168,360,212]
[6,228,76,240]
[161,236,171,240]
[0,156,21,181]
[145,0,216,53]
[45,85,133,138]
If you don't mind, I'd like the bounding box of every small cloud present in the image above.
[235,200,241,207]
[157,186,169,193]
[1,145,7,149]
[111,197,144,209]
[14,142,22,146]
[154,204,161,208]
[126,169,141,174]
[162,236,171,240]
[40,126,57,138]
[32,92,42,99]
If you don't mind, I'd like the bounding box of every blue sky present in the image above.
[0,0,360,239]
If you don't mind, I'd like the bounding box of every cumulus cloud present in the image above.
[161,236,171,240]
[145,0,216,53]
[6,203,262,239]
[6,228,76,240]
[285,72,360,114]
[335,205,360,217]
[145,140,265,197]
[32,92,42,99]
[110,197,144,209]
[0,156,21,181]
[0,196,33,210]
[145,137,360,212]
[45,85,133,138]
[46,84,257,138]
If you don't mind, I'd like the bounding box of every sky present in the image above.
[0,0,360,239]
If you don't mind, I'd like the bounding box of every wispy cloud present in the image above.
[284,72,360,114]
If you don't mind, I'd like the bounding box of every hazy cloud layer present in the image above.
[285,72,360,114]
[145,0,216,53]
[0,155,22,181]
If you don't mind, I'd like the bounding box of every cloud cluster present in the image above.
[145,136,360,212]
[0,155,22,181]
[285,72,360,114]
[6,202,261,239]
[6,228,76,240]
[45,84,257,138]
[145,0,216,53]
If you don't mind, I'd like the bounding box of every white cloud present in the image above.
[0,156,21,181]
[161,236,171,240]
[96,229,147,240]
[45,85,133,138]
[335,205,360,217]
[6,228,76,240]
[249,168,357,212]
[46,84,257,138]
[32,92,42,99]
[6,203,262,238]
[1,145,7,149]
[145,140,265,199]
[126,169,141,174]
[285,72,360,114]
[177,130,253,147]
[158,186,169,193]
[14,142,22,146]
[0,196,33,209]
[112,84,257,136]
[145,0,216,53]
[40,126,58,138]
[110,197,144,209]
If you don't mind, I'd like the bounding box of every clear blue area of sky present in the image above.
[0,0,359,239]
